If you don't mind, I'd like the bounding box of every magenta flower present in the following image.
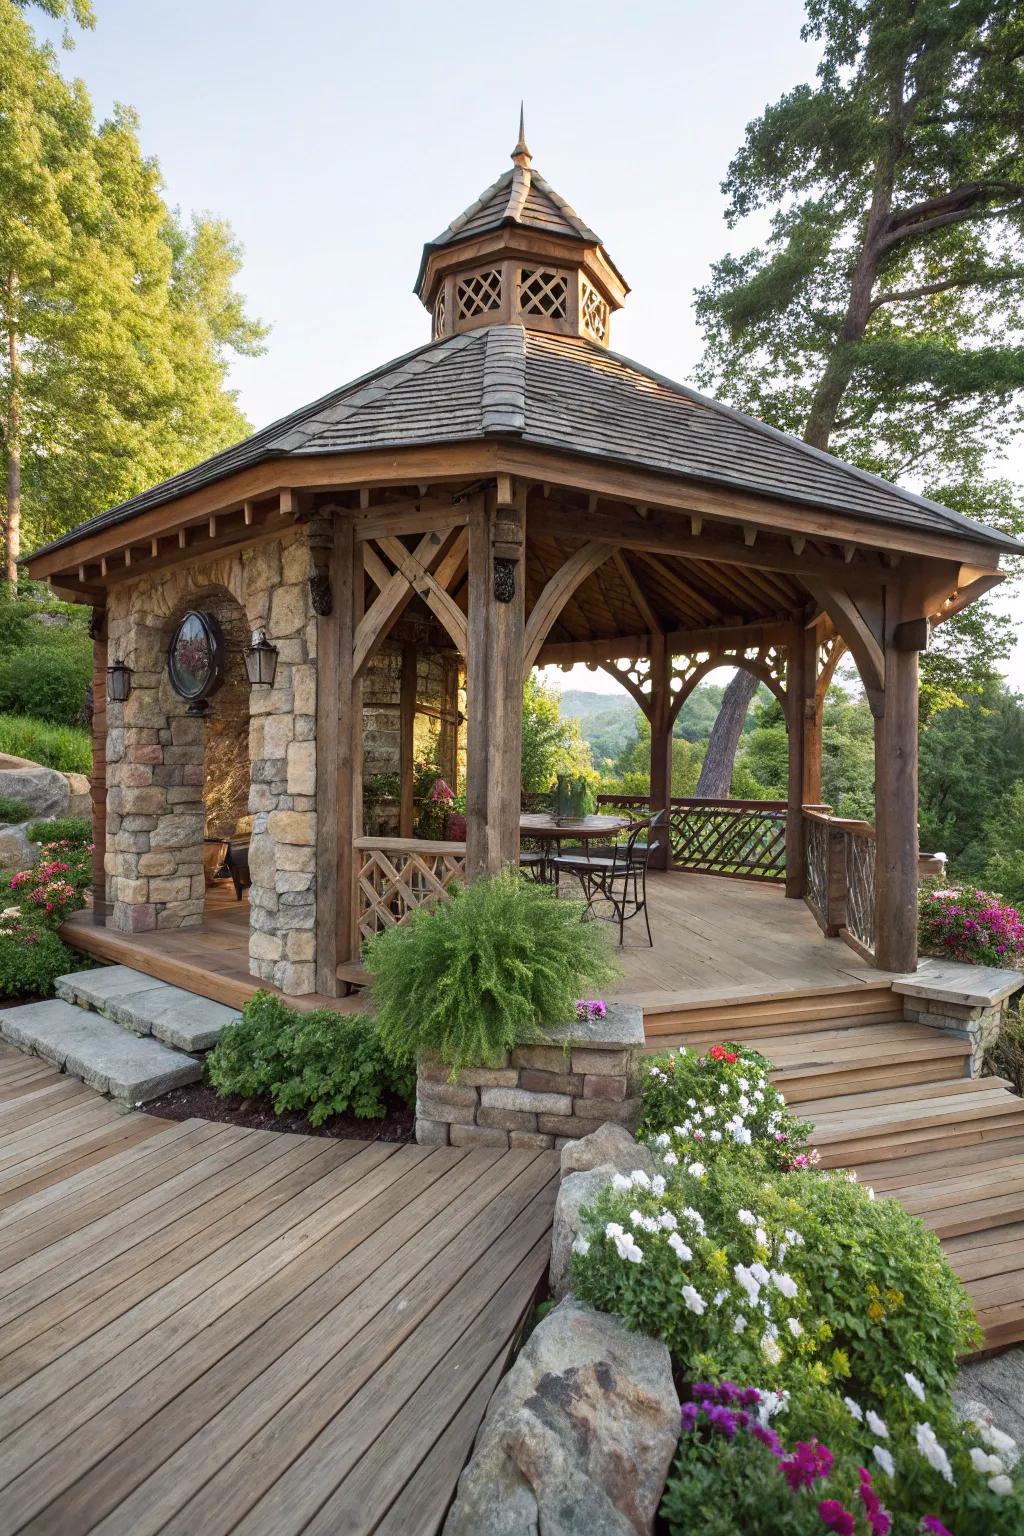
[818,1502,855,1536]
[920,1521,954,1536]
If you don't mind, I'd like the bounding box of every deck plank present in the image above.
[0,1046,558,1535]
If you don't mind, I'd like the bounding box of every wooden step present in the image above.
[642,986,901,1038]
[336,962,371,995]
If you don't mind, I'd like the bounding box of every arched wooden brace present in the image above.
[521,541,614,681]
[667,652,788,724]
[803,582,885,716]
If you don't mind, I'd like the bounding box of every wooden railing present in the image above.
[594,795,788,883]
[801,807,876,959]
[354,836,467,943]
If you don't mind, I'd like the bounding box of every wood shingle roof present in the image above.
[28,324,1022,561]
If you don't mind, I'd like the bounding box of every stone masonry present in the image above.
[415,1003,645,1149]
[893,960,1024,1077]
[104,532,319,995]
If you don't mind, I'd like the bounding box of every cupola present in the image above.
[415,112,628,347]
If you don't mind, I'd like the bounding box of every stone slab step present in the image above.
[55,966,240,1052]
[0,999,202,1103]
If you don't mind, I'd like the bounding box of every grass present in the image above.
[0,713,91,774]
[0,795,31,824]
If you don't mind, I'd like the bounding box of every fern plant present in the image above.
[365,869,621,1073]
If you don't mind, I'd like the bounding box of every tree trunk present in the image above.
[4,276,21,589]
[695,669,759,798]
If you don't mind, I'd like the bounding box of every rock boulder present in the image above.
[549,1164,615,1299]
[0,757,69,819]
[560,1121,657,1179]
[443,1299,679,1536]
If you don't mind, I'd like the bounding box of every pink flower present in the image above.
[818,1502,855,1536]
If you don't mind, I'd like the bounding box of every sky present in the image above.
[37,0,1024,697]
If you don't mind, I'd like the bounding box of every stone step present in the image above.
[55,966,240,1052]
[0,999,202,1103]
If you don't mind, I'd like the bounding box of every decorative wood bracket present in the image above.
[354,527,469,677]
[305,510,335,617]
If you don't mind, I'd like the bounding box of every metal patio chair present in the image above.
[551,811,666,946]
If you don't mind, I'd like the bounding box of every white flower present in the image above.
[571,1234,590,1256]
[904,1371,926,1402]
[611,1230,644,1264]
[686,1162,706,1179]
[970,1447,1004,1475]
[872,1445,895,1478]
[738,1095,750,1112]
[843,1397,863,1422]
[630,1170,652,1190]
[738,1077,749,1091]
[733,1263,761,1304]
[654,1132,671,1149]
[681,1207,705,1235]
[692,1129,706,1141]
[719,1083,729,1096]
[629,1208,645,1227]
[662,1151,679,1166]
[753,1090,764,1102]
[731,1125,752,1146]
[668,1233,693,1262]
[750,1262,770,1284]
[611,1174,632,1194]
[867,1187,875,1200]
[737,1210,757,1227]
[989,1474,1014,1496]
[681,1284,706,1315]
[866,1410,888,1439]
[761,1333,782,1365]
[604,1221,624,1240]
[978,1421,1018,1459]
[733,1314,747,1333]
[651,1175,666,1197]
[915,1423,954,1484]
[710,1130,722,1142]
[784,1228,804,1247]
[787,1317,802,1337]
[754,1227,768,1247]
[687,1098,697,1109]
[713,1289,728,1306]
[658,1211,678,1230]
[702,1105,715,1119]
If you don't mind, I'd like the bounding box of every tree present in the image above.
[520,675,595,795]
[695,0,1024,740]
[0,4,266,580]
[694,670,760,797]
[919,682,1024,870]
[984,780,1024,905]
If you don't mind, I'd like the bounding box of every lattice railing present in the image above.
[595,795,787,882]
[354,837,467,943]
[801,809,876,959]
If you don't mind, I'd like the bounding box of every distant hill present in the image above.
[555,681,769,768]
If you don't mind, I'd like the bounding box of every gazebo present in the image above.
[28,122,1021,1004]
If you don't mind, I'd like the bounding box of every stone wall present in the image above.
[414,1004,644,1150]
[893,963,1024,1077]
[105,532,319,994]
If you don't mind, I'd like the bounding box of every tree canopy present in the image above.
[0,1,266,581]
[695,0,1024,712]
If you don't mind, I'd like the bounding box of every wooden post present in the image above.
[315,514,361,992]
[399,642,417,838]
[465,495,490,879]
[802,629,824,807]
[90,612,108,923]
[465,484,526,878]
[873,634,920,973]
[785,627,809,899]
[437,654,460,791]
[648,632,671,871]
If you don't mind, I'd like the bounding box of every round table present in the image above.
[519,812,632,881]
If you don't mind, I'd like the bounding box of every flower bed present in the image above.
[569,1041,1023,1533]
[919,886,1024,969]
[0,832,93,998]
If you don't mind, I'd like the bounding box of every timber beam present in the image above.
[537,619,797,669]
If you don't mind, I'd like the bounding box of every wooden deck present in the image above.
[64,870,886,1016]
[0,1045,558,1535]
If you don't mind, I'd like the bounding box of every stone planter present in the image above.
[415,1001,645,1150]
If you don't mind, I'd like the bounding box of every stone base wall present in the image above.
[415,1004,644,1150]
[903,997,1005,1076]
[105,533,319,994]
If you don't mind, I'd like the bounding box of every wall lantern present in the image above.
[244,630,278,688]
[106,659,132,702]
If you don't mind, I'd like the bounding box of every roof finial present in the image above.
[512,103,531,169]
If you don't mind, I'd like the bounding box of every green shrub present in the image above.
[640,1042,813,1172]
[985,1004,1024,1096]
[570,1158,978,1402]
[206,991,415,1125]
[0,918,90,1000]
[26,816,92,846]
[364,869,621,1074]
[0,796,31,824]
[0,640,91,726]
[0,714,91,773]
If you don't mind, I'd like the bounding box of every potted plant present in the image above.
[553,773,593,825]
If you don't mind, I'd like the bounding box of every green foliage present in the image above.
[0,2,266,570]
[365,869,621,1073]
[0,920,87,1000]
[0,796,30,824]
[640,1043,812,1172]
[206,991,415,1126]
[984,781,1024,907]
[0,638,90,724]
[920,685,1024,874]
[521,676,596,794]
[0,712,90,772]
[571,1157,977,1403]
[26,814,91,844]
